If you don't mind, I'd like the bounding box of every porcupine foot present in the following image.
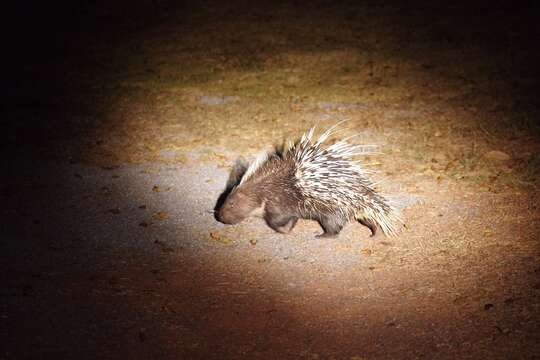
[316,215,344,238]
[264,206,298,234]
[358,218,378,237]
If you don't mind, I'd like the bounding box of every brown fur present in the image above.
[217,187,261,224]
[217,155,304,231]
[217,154,352,237]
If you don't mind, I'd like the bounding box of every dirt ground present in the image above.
[3,0,540,359]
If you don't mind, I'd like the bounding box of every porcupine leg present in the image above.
[317,215,345,238]
[358,218,378,237]
[264,206,298,234]
[281,217,298,233]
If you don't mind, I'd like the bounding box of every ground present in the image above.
[2,1,540,359]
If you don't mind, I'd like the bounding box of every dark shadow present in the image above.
[213,156,249,220]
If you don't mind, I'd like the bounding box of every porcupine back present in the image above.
[286,126,402,236]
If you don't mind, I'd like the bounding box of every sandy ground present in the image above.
[3,157,539,359]
[3,0,540,359]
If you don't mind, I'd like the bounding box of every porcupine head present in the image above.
[217,151,272,224]
[217,185,261,224]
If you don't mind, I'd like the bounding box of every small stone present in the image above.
[484,150,511,161]
[287,75,299,84]
[210,231,233,245]
[152,212,168,221]
[360,248,372,256]
[200,96,237,106]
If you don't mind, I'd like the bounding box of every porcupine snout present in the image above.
[217,188,260,225]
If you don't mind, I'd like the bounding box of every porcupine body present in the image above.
[217,127,402,238]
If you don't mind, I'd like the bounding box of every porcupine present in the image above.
[216,126,403,238]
